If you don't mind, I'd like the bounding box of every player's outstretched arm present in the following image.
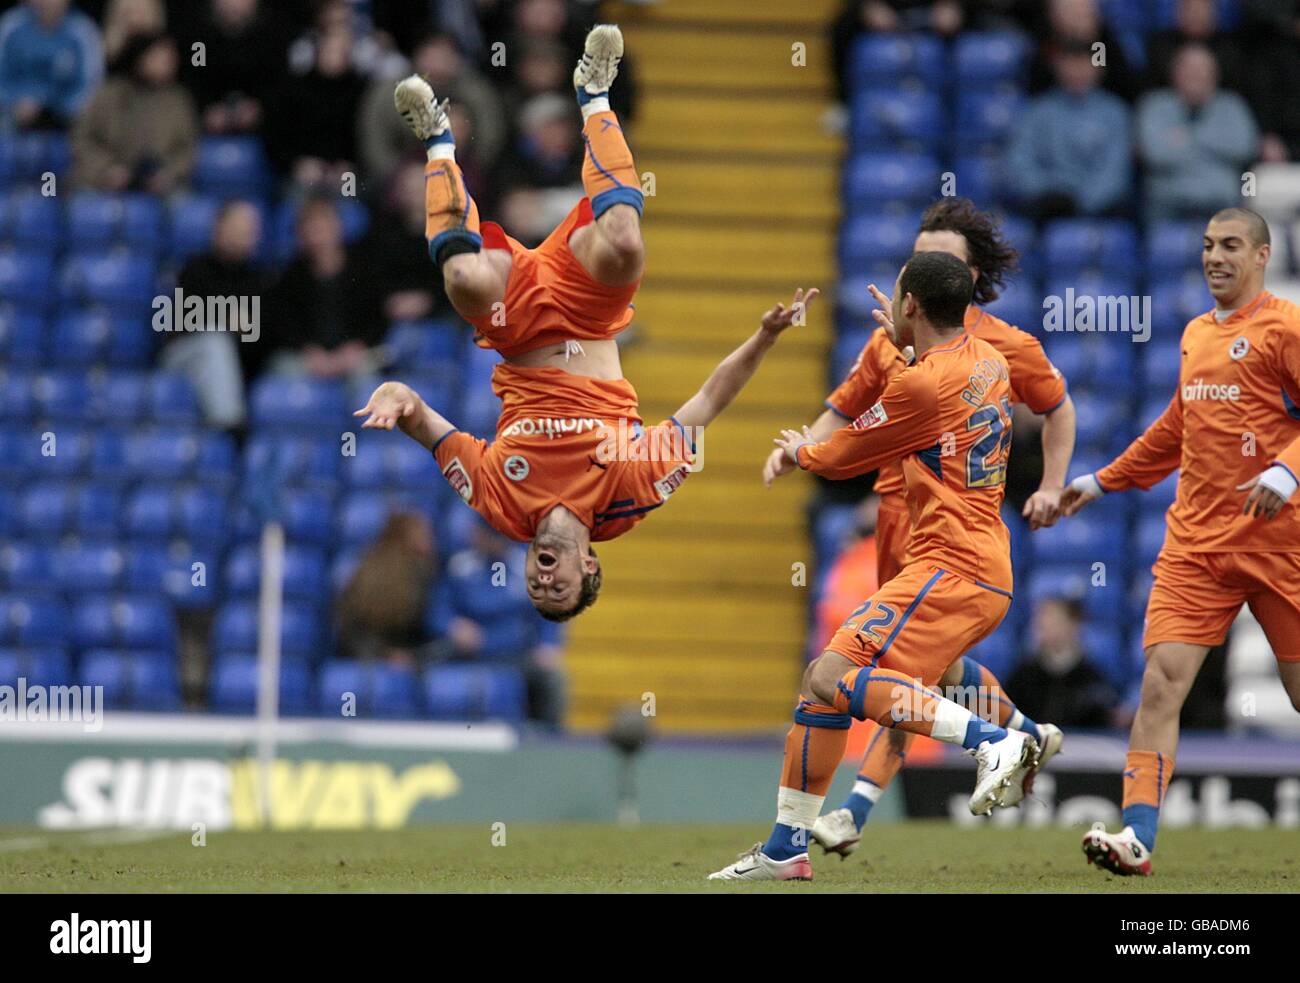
[354,381,455,451]
[1023,393,1077,530]
[762,407,839,487]
[673,288,819,433]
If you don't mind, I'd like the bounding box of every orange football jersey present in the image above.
[433,363,693,542]
[1097,291,1300,552]
[826,306,1067,498]
[798,332,1015,594]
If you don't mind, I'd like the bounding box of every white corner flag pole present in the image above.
[255,520,286,828]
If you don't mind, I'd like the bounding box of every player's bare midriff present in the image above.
[504,338,624,380]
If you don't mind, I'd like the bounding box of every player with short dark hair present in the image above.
[1065,207,1300,876]
[709,252,1039,881]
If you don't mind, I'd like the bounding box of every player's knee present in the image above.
[599,206,644,266]
[1137,656,1183,719]
[442,256,497,314]
[807,655,843,707]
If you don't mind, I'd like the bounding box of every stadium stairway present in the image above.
[565,0,842,733]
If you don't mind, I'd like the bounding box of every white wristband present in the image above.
[1258,464,1299,503]
[1070,473,1104,499]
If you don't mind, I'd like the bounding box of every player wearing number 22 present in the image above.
[710,251,1039,881]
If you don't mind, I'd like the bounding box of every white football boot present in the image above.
[969,730,1038,815]
[811,808,861,859]
[1082,823,1153,876]
[707,842,813,882]
[1021,722,1064,795]
[573,24,624,98]
[393,74,451,143]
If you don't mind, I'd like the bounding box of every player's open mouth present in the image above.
[537,550,557,568]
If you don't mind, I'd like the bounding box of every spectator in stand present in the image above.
[1007,596,1118,728]
[101,0,164,67]
[1235,0,1300,160]
[338,512,438,666]
[71,30,197,193]
[0,0,103,129]
[504,36,571,116]
[1144,0,1239,93]
[264,196,386,385]
[356,158,455,328]
[427,521,567,728]
[267,24,365,189]
[1026,0,1140,102]
[287,0,404,81]
[179,0,291,136]
[162,199,266,430]
[357,30,504,189]
[1006,37,1131,219]
[492,92,583,243]
[1136,44,1257,223]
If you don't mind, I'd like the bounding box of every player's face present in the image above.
[1203,220,1269,306]
[525,536,595,615]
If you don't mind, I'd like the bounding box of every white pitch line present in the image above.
[0,828,177,854]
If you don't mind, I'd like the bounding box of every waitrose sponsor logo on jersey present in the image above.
[38,757,461,830]
[501,417,607,439]
[1183,378,1242,402]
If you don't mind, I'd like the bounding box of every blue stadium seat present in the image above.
[1145,472,1178,515]
[193,136,272,199]
[17,480,74,536]
[1043,220,1140,278]
[66,193,165,252]
[1029,503,1128,565]
[11,427,94,480]
[843,153,941,208]
[210,600,321,658]
[846,33,944,91]
[1149,275,1212,337]
[962,618,1022,681]
[0,593,71,647]
[102,428,236,482]
[948,153,1003,205]
[1140,341,1183,391]
[148,372,201,423]
[1145,220,1205,280]
[3,189,62,250]
[316,659,420,718]
[0,131,70,182]
[850,89,946,152]
[981,280,1037,330]
[59,251,157,311]
[73,595,177,651]
[0,307,45,365]
[423,665,526,721]
[1025,563,1118,623]
[277,487,336,546]
[54,539,127,592]
[812,504,861,572]
[1080,624,1127,687]
[1043,334,1136,394]
[168,193,222,260]
[0,541,57,591]
[1137,512,1167,568]
[223,543,328,601]
[248,376,348,429]
[954,90,1024,148]
[209,653,312,714]
[953,31,1030,87]
[336,491,434,546]
[0,249,57,308]
[1071,390,1135,453]
[243,433,342,487]
[385,319,466,371]
[80,649,180,710]
[31,369,95,421]
[343,431,439,489]
[0,367,36,420]
[839,212,914,268]
[0,647,73,686]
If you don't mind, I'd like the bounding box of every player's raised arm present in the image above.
[777,370,940,481]
[672,288,819,434]
[354,380,456,451]
[1061,389,1184,516]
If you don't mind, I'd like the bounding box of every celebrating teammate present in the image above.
[764,199,1073,857]
[1063,207,1300,876]
[709,252,1038,881]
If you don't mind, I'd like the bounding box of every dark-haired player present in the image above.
[764,198,1074,856]
[710,253,1037,881]
[1064,207,1300,876]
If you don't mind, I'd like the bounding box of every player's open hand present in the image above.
[1238,474,1287,520]
[866,282,912,361]
[774,426,815,465]
[354,381,418,431]
[1022,486,1063,531]
[762,446,795,487]
[760,287,820,335]
[1059,473,1103,517]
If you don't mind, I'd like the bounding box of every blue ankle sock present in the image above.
[843,785,876,830]
[762,823,807,861]
[962,717,1007,751]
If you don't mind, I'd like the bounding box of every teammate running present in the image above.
[709,252,1038,881]
[1064,207,1300,876]
[764,199,1073,857]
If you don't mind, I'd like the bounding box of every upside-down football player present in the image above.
[763,199,1073,858]
[354,25,814,622]
[710,252,1039,881]
[1063,207,1300,876]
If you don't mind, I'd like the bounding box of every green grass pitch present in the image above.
[0,822,1294,892]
